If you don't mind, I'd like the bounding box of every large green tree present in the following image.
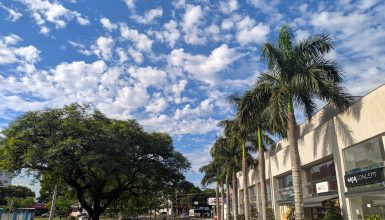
[0,104,190,220]
[256,26,351,219]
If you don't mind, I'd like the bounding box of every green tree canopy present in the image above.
[0,103,190,220]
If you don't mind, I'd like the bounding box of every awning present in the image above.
[303,194,339,208]
[345,187,385,198]
[276,198,294,205]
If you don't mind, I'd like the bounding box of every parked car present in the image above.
[41,213,49,217]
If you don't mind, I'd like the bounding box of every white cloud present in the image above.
[0,2,22,21]
[92,36,114,60]
[122,0,135,10]
[184,143,212,172]
[132,8,163,24]
[236,16,270,45]
[100,17,118,31]
[120,24,153,52]
[182,5,206,45]
[153,20,180,47]
[219,0,238,14]
[169,44,239,85]
[0,34,40,65]
[146,97,168,113]
[21,0,90,34]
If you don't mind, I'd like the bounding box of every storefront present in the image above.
[275,174,294,220]
[343,133,385,219]
[303,159,339,220]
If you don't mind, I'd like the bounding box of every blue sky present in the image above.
[1,0,385,196]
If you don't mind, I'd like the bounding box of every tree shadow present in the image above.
[312,98,362,160]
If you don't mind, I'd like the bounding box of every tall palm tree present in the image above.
[231,91,277,220]
[212,136,243,220]
[219,119,254,220]
[200,160,221,219]
[255,25,351,219]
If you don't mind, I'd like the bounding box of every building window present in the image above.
[266,182,272,203]
[344,134,385,172]
[279,174,293,188]
[277,174,293,200]
[305,160,337,195]
[249,186,257,203]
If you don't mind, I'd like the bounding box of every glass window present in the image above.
[306,160,337,195]
[344,134,385,172]
[279,174,293,189]
[266,182,272,202]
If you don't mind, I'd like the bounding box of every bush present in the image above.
[266,206,275,220]
[322,200,342,220]
[365,214,383,220]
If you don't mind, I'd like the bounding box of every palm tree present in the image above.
[212,136,243,220]
[231,91,277,220]
[255,25,351,219]
[219,119,254,220]
[200,160,221,219]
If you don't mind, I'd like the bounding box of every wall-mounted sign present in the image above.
[207,197,223,205]
[345,167,384,188]
[316,181,329,193]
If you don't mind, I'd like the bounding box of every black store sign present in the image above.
[345,167,385,188]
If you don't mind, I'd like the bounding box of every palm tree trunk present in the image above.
[226,174,231,220]
[288,103,303,220]
[242,158,250,220]
[258,127,267,220]
[221,183,225,220]
[232,170,238,220]
[216,181,220,220]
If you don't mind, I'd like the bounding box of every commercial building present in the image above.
[236,84,385,220]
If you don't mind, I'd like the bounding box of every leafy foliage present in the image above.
[322,200,342,220]
[0,103,190,220]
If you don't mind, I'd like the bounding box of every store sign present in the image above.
[207,197,223,205]
[316,181,329,193]
[345,167,384,187]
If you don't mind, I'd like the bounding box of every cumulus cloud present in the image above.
[182,5,206,45]
[21,0,90,34]
[132,8,163,24]
[0,34,40,65]
[92,36,114,60]
[219,0,238,14]
[169,44,239,85]
[153,20,180,47]
[236,16,270,45]
[100,17,118,31]
[120,24,153,52]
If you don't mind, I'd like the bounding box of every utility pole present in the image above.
[49,185,58,220]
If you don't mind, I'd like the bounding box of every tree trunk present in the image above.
[226,174,231,220]
[288,108,303,220]
[216,182,220,220]
[258,127,267,220]
[232,170,238,220]
[221,183,225,220]
[242,159,250,220]
[48,185,58,220]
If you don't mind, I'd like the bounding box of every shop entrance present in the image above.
[350,195,385,219]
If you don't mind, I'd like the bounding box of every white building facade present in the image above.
[236,84,385,220]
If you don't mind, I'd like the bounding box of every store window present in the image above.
[277,174,293,201]
[279,174,293,188]
[305,160,337,195]
[249,186,257,203]
[344,134,385,172]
